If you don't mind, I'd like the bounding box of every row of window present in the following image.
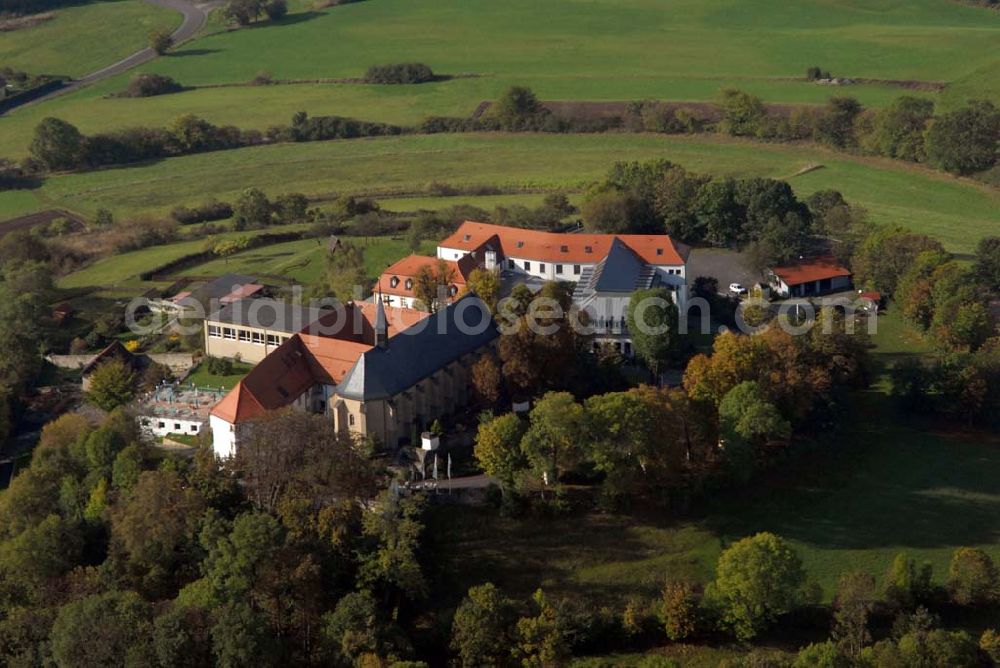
[508,259,583,276]
[142,418,199,433]
[207,325,288,346]
[506,259,681,277]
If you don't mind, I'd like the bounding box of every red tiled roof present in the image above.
[211,334,372,423]
[210,302,429,424]
[376,255,471,298]
[770,257,851,287]
[437,221,685,265]
[859,291,882,302]
[304,301,429,343]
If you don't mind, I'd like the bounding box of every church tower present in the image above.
[374,289,388,349]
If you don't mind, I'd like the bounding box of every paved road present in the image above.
[25,0,220,106]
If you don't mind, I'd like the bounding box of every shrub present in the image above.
[659,581,699,641]
[149,29,173,55]
[287,112,402,142]
[205,356,233,376]
[121,73,182,98]
[250,69,274,86]
[170,200,233,225]
[93,208,114,227]
[263,0,286,20]
[364,62,435,84]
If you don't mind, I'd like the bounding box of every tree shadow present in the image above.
[168,48,223,57]
[254,10,324,27]
[705,418,1000,551]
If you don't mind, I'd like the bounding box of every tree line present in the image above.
[579,159,819,268]
[450,534,1000,667]
[18,112,402,175]
[15,86,997,181]
[6,401,1000,666]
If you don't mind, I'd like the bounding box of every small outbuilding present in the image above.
[768,256,852,298]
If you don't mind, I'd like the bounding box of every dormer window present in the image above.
[517,241,525,248]
[584,246,593,254]
[390,276,399,288]
[463,234,471,242]
[405,278,413,290]
[656,248,663,256]
[560,245,569,253]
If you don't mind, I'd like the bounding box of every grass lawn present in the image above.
[183,360,252,390]
[0,0,180,78]
[144,0,999,91]
[56,224,312,290]
[19,133,1000,254]
[178,236,438,284]
[430,308,1000,610]
[1,0,995,158]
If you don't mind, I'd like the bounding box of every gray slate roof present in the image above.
[208,298,328,334]
[194,273,258,301]
[337,293,498,400]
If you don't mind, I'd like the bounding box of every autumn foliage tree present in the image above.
[85,359,137,411]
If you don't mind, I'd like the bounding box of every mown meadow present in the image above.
[24,133,1000,257]
[1,0,997,158]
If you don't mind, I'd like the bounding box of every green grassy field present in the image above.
[1,0,996,159]
[0,0,180,78]
[433,310,1000,609]
[57,230,434,289]
[56,224,310,290]
[178,236,438,284]
[184,360,253,390]
[17,133,1000,253]
[142,0,997,90]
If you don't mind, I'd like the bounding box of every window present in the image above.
[222,327,236,340]
[574,265,581,275]
[405,278,413,290]
[251,331,264,345]
[539,263,546,273]
[390,276,399,288]
[524,261,531,272]
[508,259,515,269]
[516,241,525,248]
[174,423,181,431]
[238,329,251,342]
[448,285,458,297]
[584,246,593,254]
[158,421,165,429]
[266,334,279,346]
[656,248,663,256]
[190,424,198,432]
[560,245,569,253]
[348,414,355,426]
[207,325,221,338]
[463,234,471,241]
[556,264,563,274]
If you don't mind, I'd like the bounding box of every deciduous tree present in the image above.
[474,412,526,493]
[520,392,586,485]
[450,583,516,667]
[708,532,805,640]
[948,547,997,607]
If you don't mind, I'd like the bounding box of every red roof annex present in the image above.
[770,256,851,287]
[438,221,685,266]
